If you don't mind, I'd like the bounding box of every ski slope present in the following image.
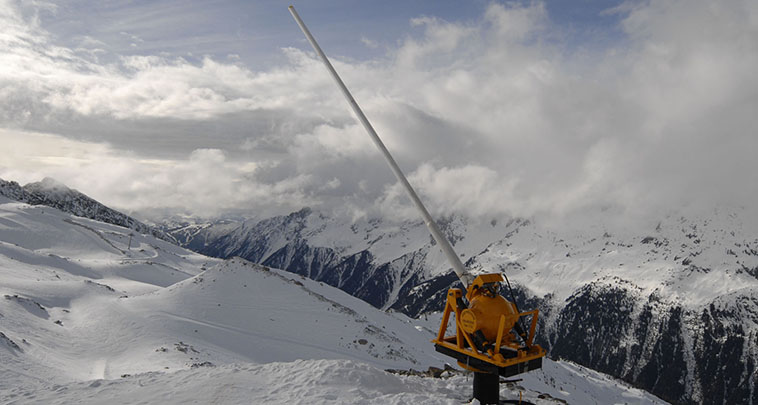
[0,197,666,404]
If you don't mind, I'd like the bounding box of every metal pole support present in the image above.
[288,5,474,288]
[473,372,500,404]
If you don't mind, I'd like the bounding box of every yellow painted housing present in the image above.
[461,294,518,342]
[432,274,546,375]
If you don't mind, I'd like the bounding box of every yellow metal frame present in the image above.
[432,283,545,372]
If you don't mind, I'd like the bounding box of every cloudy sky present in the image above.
[1,0,756,224]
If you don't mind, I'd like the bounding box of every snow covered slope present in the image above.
[4,358,666,405]
[0,196,437,383]
[0,197,666,404]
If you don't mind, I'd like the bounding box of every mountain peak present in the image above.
[0,176,172,242]
[24,177,77,197]
[36,177,70,190]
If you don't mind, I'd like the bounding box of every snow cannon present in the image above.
[462,274,519,342]
[289,6,545,404]
[433,273,544,372]
[432,274,545,404]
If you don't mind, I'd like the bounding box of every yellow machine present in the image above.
[432,274,545,376]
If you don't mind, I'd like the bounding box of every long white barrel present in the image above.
[289,6,473,287]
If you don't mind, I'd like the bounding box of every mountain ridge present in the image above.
[0,177,173,243]
[166,206,758,404]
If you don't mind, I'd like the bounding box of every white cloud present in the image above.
[1,0,757,225]
[378,163,519,221]
[0,129,317,217]
[360,37,379,49]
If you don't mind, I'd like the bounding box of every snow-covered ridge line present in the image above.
[0,177,172,243]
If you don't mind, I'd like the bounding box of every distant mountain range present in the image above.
[0,177,171,242]
[163,206,758,405]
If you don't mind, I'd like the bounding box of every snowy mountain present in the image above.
[170,207,758,404]
[0,177,172,242]
[160,216,241,252]
[0,197,665,404]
